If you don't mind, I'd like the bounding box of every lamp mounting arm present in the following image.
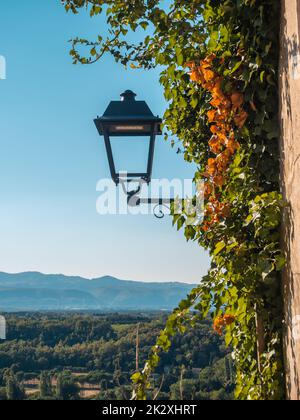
[118,178,183,219]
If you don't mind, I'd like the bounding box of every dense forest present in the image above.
[0,313,234,400]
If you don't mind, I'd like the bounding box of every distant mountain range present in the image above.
[0,272,194,312]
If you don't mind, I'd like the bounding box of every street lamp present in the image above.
[94,90,182,217]
[94,90,162,186]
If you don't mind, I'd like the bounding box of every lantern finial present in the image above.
[120,90,137,102]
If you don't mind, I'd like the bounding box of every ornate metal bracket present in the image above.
[119,178,177,219]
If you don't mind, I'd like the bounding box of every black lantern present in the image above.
[94,90,162,185]
[94,90,184,217]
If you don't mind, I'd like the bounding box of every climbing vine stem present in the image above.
[62,0,285,400]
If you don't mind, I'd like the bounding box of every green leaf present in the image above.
[214,241,226,256]
[177,216,185,231]
[131,372,143,383]
[275,255,286,271]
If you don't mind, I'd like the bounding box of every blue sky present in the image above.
[0,0,210,283]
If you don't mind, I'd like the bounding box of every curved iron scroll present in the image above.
[118,178,176,218]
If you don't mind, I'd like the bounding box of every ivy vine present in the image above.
[62,0,285,400]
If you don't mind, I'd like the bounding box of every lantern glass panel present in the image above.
[109,136,150,175]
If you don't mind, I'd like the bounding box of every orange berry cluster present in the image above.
[213,314,236,336]
[186,55,248,231]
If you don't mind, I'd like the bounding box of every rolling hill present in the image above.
[0,272,194,311]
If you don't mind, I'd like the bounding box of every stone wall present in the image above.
[279,0,300,401]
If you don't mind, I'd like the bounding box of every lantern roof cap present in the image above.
[96,90,162,123]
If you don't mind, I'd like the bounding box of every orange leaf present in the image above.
[190,70,201,82]
[209,137,223,154]
[234,110,248,128]
[202,69,215,82]
[207,109,217,122]
[213,175,225,186]
[210,98,222,108]
[185,62,195,69]
[231,92,244,110]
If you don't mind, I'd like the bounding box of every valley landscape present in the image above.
[0,312,234,400]
[0,272,234,400]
